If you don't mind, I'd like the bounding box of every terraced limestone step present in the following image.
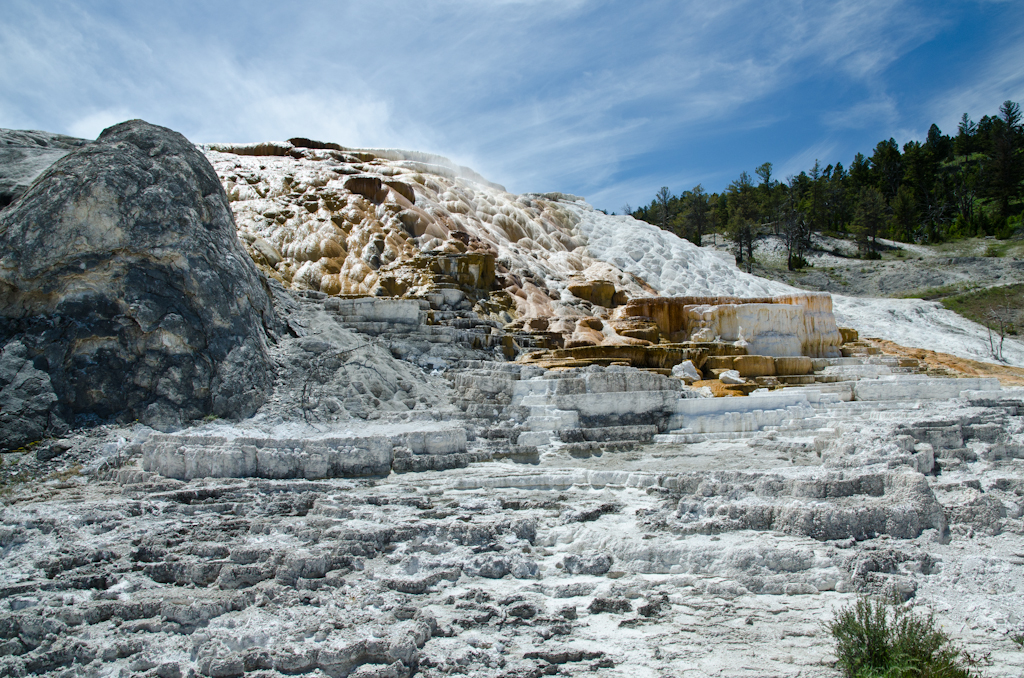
[562,439,644,456]
[842,346,882,357]
[652,428,708,444]
[543,424,662,455]
[556,425,659,443]
[142,423,470,480]
[852,376,1002,401]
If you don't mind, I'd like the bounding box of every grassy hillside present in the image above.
[940,283,1024,336]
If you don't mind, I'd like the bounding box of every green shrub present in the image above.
[826,595,977,678]
[1011,631,1024,649]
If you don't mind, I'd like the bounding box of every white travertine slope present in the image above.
[833,294,1024,366]
[569,204,793,298]
[204,140,1024,366]
[203,143,652,324]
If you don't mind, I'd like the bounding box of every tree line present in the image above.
[627,100,1024,270]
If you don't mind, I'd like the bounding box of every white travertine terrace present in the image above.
[203,140,1024,365]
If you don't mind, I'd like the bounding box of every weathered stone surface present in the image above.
[521,343,706,371]
[609,317,659,342]
[0,340,67,446]
[671,359,701,383]
[733,355,776,378]
[3,375,1024,677]
[854,376,1001,401]
[774,356,813,375]
[562,551,612,575]
[383,180,416,204]
[0,120,278,443]
[567,280,617,307]
[344,175,389,203]
[616,293,843,357]
[0,129,88,209]
[719,369,745,384]
[703,355,735,371]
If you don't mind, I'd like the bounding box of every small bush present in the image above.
[826,595,977,678]
[1011,631,1024,649]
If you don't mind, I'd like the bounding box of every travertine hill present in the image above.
[201,137,1024,368]
[201,139,849,373]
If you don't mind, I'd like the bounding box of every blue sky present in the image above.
[2,1,1022,213]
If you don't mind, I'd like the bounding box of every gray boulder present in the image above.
[0,120,279,447]
[0,340,67,446]
[562,552,612,575]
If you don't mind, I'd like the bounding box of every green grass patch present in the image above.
[940,283,1024,336]
[896,283,978,301]
[827,595,978,678]
[908,236,1024,259]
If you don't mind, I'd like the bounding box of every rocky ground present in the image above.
[712,234,1024,300]
[2,379,1024,677]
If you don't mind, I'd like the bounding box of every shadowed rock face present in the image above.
[0,120,279,446]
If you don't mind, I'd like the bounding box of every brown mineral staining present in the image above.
[865,338,1024,387]
[567,280,619,307]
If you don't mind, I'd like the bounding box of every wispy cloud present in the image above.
[824,95,899,130]
[778,140,840,180]
[0,0,1013,210]
[929,28,1024,131]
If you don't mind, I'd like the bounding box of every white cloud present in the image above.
[0,0,992,207]
[777,140,840,180]
[825,95,898,130]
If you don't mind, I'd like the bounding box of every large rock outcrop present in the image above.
[0,120,279,447]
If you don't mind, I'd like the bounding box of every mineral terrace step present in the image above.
[652,432,708,444]
[853,376,1002,401]
[563,440,642,456]
[516,430,556,447]
[842,347,882,357]
[141,425,468,481]
[823,363,893,375]
[526,410,581,431]
[811,375,854,383]
[341,321,419,334]
[556,425,659,443]
[776,375,816,385]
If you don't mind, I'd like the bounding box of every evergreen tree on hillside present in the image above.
[631,99,1023,250]
[655,186,672,232]
[989,100,1023,224]
[852,186,887,257]
[685,184,710,246]
[726,172,758,272]
[870,138,903,200]
[782,175,811,270]
[955,114,978,156]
